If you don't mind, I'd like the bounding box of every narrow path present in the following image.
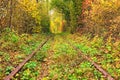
[37,50,54,80]
[37,38,55,80]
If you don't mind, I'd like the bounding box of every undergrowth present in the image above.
[0,30,120,79]
[0,28,49,80]
[47,34,120,80]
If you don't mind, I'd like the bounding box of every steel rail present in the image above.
[4,37,51,80]
[68,41,115,80]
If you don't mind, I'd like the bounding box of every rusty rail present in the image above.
[68,42,115,80]
[4,37,51,80]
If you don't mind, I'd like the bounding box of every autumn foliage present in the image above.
[79,0,120,40]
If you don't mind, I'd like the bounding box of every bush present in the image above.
[82,0,120,39]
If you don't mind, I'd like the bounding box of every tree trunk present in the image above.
[9,0,13,29]
[36,0,38,3]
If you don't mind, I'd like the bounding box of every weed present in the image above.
[20,68,39,80]
[75,43,98,56]
[68,74,78,80]
[35,52,46,61]
[4,53,10,62]
[93,70,102,79]
[0,51,4,56]
[20,44,32,54]
[21,69,31,80]
[10,33,19,43]
[80,61,91,68]
[24,61,37,69]
[0,67,3,74]
[5,66,14,75]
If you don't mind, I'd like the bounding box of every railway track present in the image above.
[68,41,115,80]
[4,36,51,80]
[3,36,115,80]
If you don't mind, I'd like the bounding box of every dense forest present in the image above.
[0,0,120,80]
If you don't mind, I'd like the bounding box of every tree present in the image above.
[0,0,42,33]
[51,0,83,33]
[40,0,50,33]
[0,0,8,31]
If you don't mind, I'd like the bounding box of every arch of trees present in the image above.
[0,0,84,34]
[1,0,119,38]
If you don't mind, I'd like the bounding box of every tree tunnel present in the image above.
[49,9,65,34]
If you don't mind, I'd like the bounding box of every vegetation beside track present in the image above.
[0,30,120,80]
[1,0,120,80]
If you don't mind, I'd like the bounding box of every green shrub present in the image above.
[5,66,14,75]
[24,61,37,69]
[35,52,46,62]
[10,33,19,43]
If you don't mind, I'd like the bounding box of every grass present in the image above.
[0,30,120,79]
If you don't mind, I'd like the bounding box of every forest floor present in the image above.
[0,30,120,80]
